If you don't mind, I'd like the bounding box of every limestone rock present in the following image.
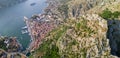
[31,14,117,58]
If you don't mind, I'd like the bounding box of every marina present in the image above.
[0,0,47,48]
[24,13,57,51]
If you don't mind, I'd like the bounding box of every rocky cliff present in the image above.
[29,14,118,58]
[45,0,119,19]
[28,0,120,58]
[0,36,23,52]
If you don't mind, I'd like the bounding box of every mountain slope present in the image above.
[28,0,120,58]
[29,14,117,58]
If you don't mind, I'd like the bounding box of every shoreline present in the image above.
[24,13,57,51]
[23,0,61,52]
[1,0,53,54]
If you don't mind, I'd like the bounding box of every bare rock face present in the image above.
[67,0,118,18]
[46,0,120,20]
[31,14,117,58]
[28,0,120,57]
[107,20,120,57]
[56,14,117,58]
[0,36,23,52]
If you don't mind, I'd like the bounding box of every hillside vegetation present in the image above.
[29,14,117,58]
[29,0,120,58]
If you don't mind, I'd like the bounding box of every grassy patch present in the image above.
[33,26,68,58]
[100,9,120,19]
[54,26,67,40]
[35,39,60,58]
[75,20,95,37]
[81,48,87,58]
[41,45,60,58]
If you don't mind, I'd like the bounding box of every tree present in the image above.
[100,9,120,19]
[100,9,112,19]
[112,11,120,18]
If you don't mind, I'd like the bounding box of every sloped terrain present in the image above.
[29,14,117,58]
[28,0,120,58]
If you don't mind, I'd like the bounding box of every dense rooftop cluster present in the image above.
[24,14,57,51]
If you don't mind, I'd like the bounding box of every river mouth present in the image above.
[0,0,47,49]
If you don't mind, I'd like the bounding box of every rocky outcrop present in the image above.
[68,0,120,17]
[0,36,27,58]
[0,49,27,58]
[29,14,117,58]
[87,0,120,14]
[56,14,116,58]
[45,0,120,20]
[0,36,23,52]
[26,0,120,57]
[107,20,120,57]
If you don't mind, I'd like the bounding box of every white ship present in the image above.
[22,26,28,29]
[21,30,28,34]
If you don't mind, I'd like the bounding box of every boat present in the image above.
[30,3,36,6]
[24,16,28,20]
[22,26,28,29]
[21,30,28,34]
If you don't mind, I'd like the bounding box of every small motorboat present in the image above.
[30,3,36,6]
[21,30,28,34]
[22,26,28,29]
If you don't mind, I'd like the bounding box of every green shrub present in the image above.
[42,45,60,58]
[112,11,120,18]
[100,9,120,19]
[0,38,7,50]
[54,26,67,40]
[35,26,67,58]
[100,9,112,19]
[76,22,81,30]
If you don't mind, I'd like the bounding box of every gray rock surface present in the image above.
[107,20,120,56]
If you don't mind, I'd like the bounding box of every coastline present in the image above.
[0,0,55,57]
[0,0,120,58]
[24,14,57,51]
[23,0,62,51]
